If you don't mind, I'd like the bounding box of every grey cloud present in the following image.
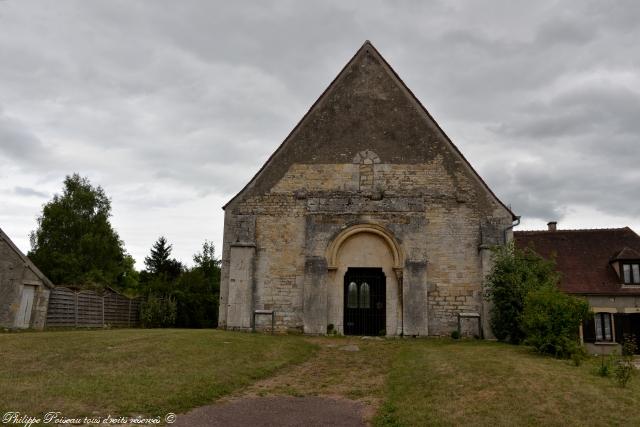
[1,0,639,264]
[535,17,596,46]
[14,186,48,198]
[0,112,50,164]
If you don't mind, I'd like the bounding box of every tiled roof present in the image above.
[514,227,640,295]
[611,246,640,261]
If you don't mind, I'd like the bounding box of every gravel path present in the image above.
[173,396,367,427]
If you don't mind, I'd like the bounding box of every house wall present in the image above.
[582,295,640,354]
[0,237,50,329]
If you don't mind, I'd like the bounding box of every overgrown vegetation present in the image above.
[28,174,133,288]
[140,295,177,327]
[614,335,637,387]
[522,285,590,358]
[139,237,220,328]
[485,242,561,344]
[28,174,221,328]
[597,353,615,377]
[486,242,590,358]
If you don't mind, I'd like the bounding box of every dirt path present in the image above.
[174,337,399,427]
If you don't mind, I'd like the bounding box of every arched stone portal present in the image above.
[326,224,404,335]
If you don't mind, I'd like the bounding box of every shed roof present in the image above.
[0,227,55,288]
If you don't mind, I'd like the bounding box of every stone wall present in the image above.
[219,159,511,336]
[0,234,51,330]
[218,42,514,336]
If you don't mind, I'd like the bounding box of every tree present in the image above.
[29,173,129,288]
[140,236,183,297]
[173,240,221,328]
[115,254,140,296]
[193,240,220,278]
[145,236,170,274]
[521,285,590,357]
[485,242,560,344]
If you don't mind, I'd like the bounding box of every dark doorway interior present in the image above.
[614,313,640,353]
[344,267,386,336]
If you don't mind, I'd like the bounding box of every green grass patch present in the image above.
[0,329,315,418]
[3,331,638,426]
[376,339,640,426]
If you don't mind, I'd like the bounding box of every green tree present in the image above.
[174,240,221,328]
[522,285,590,357]
[140,236,183,297]
[144,236,182,279]
[29,173,129,288]
[115,254,140,296]
[485,242,560,344]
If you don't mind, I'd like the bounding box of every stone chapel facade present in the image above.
[218,41,517,337]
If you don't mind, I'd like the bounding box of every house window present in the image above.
[622,262,640,284]
[594,313,613,342]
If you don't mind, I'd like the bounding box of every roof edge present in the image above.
[223,40,373,210]
[0,227,55,288]
[362,42,517,220]
[223,40,517,220]
[515,227,634,234]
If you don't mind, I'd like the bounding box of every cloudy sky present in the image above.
[1,1,639,268]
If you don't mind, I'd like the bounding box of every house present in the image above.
[0,227,54,329]
[218,41,518,336]
[515,223,640,354]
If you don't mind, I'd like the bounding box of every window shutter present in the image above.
[582,316,596,343]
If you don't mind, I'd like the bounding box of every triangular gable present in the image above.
[223,40,516,220]
[0,227,55,288]
[612,246,640,261]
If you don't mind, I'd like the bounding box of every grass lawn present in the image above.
[0,329,315,418]
[1,331,638,426]
[377,339,640,426]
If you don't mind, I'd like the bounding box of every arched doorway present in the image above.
[326,223,404,336]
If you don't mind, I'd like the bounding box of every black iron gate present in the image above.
[344,268,386,336]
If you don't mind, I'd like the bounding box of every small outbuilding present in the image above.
[0,227,54,329]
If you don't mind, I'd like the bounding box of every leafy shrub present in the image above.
[614,335,637,387]
[450,330,461,340]
[486,243,560,344]
[140,295,177,328]
[598,354,615,377]
[521,285,590,358]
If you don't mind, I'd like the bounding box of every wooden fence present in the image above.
[46,287,142,328]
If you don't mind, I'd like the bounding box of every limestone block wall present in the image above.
[425,204,484,335]
[219,159,512,336]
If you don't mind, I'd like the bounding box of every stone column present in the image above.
[302,256,328,334]
[402,260,428,336]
